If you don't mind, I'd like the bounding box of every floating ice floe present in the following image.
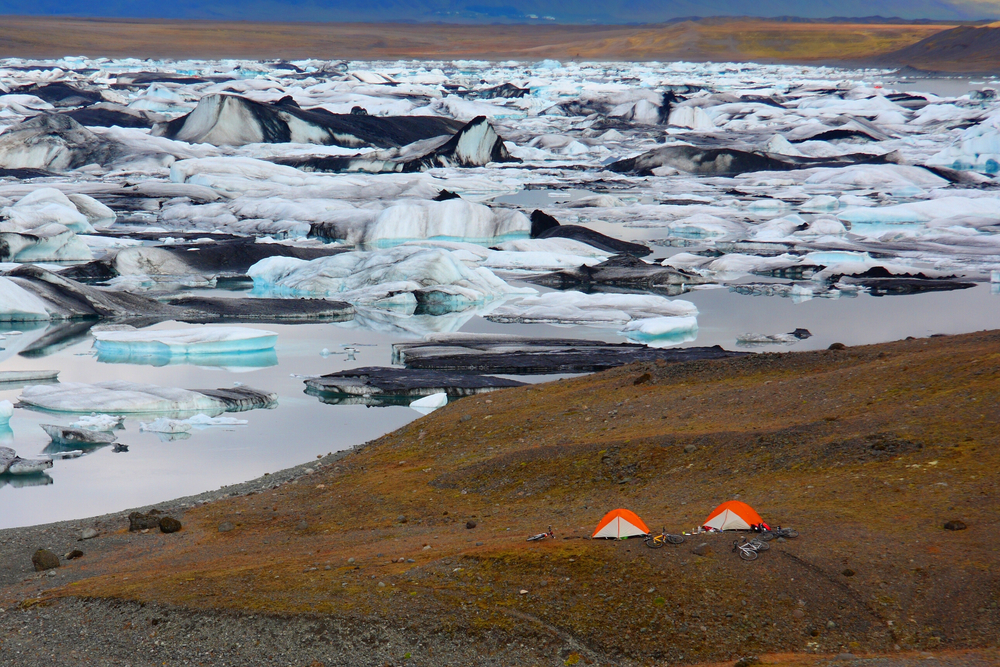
[92,326,278,357]
[619,316,700,347]
[19,381,228,415]
[40,424,117,446]
[409,393,448,415]
[0,399,12,425]
[71,413,124,432]
[248,246,531,312]
[928,115,1000,173]
[486,291,698,327]
[0,446,52,475]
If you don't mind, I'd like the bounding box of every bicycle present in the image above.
[527,526,553,542]
[760,526,798,541]
[733,536,765,561]
[644,527,685,549]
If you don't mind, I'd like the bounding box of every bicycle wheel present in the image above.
[666,534,685,545]
[760,531,775,541]
[751,539,769,552]
[784,529,799,539]
[645,536,665,549]
[738,547,758,561]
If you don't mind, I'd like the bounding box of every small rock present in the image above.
[835,654,855,661]
[80,528,98,540]
[218,521,235,533]
[296,520,309,531]
[944,520,967,531]
[459,415,472,423]
[734,657,761,667]
[128,511,161,532]
[842,568,855,577]
[324,565,331,570]
[422,545,431,550]
[828,342,847,350]
[377,582,385,588]
[466,520,477,529]
[159,517,182,534]
[347,557,355,564]
[792,609,805,619]
[32,549,59,571]
[633,372,651,385]
[684,444,697,454]
[406,558,415,563]
[691,543,711,557]
[519,589,528,595]
[397,515,407,523]
[46,570,57,577]
[826,620,837,629]
[475,542,484,546]
[64,550,84,560]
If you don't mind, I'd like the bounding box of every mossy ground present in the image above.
[8,331,999,665]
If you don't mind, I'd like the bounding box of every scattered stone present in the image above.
[691,543,711,557]
[828,342,847,350]
[32,549,60,571]
[633,372,652,385]
[475,542,484,546]
[684,444,697,454]
[466,520,477,529]
[397,515,407,523]
[80,527,98,540]
[842,568,855,577]
[944,520,967,531]
[734,657,761,667]
[835,654,856,661]
[128,511,161,532]
[377,581,385,588]
[347,557,355,564]
[406,558,415,563]
[217,521,235,533]
[519,589,528,595]
[64,550,84,560]
[827,620,837,629]
[793,609,805,619]
[459,415,472,422]
[296,520,309,531]
[159,517,182,534]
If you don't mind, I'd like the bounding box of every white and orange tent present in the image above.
[702,500,764,531]
[592,509,650,539]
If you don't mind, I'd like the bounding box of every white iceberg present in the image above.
[927,116,1000,173]
[19,381,226,415]
[249,246,528,312]
[71,413,124,432]
[619,316,699,347]
[139,418,194,434]
[93,327,278,356]
[0,399,12,425]
[487,291,697,326]
[839,197,1000,225]
[410,392,448,415]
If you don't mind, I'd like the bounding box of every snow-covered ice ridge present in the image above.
[0,56,998,337]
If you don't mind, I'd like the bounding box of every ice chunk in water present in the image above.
[487,291,697,326]
[0,188,93,233]
[139,418,193,434]
[19,382,226,415]
[71,414,124,432]
[93,327,278,356]
[0,399,12,425]
[248,246,528,312]
[410,392,448,415]
[0,277,51,321]
[619,316,699,347]
[928,116,1000,173]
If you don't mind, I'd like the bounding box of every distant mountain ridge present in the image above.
[882,22,1000,71]
[0,0,997,22]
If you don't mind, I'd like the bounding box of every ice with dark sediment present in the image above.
[0,446,53,475]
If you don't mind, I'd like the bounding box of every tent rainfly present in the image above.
[702,500,765,531]
[592,508,650,539]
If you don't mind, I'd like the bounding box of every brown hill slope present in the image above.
[5,331,999,665]
[882,23,1000,72]
[0,17,949,63]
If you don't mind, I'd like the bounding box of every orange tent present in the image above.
[702,500,764,531]
[592,509,650,539]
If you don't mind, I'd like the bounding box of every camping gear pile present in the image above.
[559,501,798,561]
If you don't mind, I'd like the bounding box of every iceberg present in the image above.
[92,327,278,357]
[40,424,117,446]
[0,446,53,475]
[927,116,1000,173]
[486,291,698,326]
[19,381,227,415]
[249,246,528,313]
[619,316,699,347]
[0,399,12,425]
[71,413,124,432]
[410,392,448,415]
[839,197,1000,225]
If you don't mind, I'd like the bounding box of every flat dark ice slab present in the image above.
[528,254,712,293]
[529,210,651,257]
[169,297,354,323]
[304,366,525,403]
[392,335,749,375]
[62,104,159,129]
[839,277,976,295]
[192,387,278,412]
[608,144,897,176]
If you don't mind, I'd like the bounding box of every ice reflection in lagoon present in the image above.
[1,280,998,529]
